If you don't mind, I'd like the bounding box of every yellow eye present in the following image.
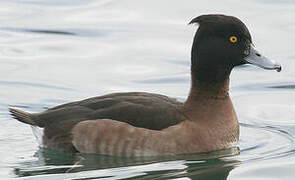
[229,36,238,43]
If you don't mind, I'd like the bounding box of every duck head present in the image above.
[189,14,281,82]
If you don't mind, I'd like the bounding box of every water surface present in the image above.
[1,0,295,179]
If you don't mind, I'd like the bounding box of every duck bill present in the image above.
[244,44,281,72]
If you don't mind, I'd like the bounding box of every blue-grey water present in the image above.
[1,0,295,179]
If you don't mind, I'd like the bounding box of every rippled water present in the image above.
[1,0,295,179]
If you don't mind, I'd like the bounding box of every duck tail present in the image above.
[9,108,37,126]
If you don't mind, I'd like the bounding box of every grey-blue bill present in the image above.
[244,44,281,72]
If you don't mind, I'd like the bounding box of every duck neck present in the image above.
[188,60,232,100]
[184,67,234,123]
[188,76,230,100]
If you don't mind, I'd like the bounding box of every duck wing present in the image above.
[10,92,187,152]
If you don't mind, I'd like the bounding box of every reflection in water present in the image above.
[14,147,240,179]
[268,83,295,89]
[1,27,114,38]
[0,80,76,91]
[233,82,295,92]
[1,27,76,36]
[135,76,188,84]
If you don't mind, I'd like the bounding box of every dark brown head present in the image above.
[190,14,281,82]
